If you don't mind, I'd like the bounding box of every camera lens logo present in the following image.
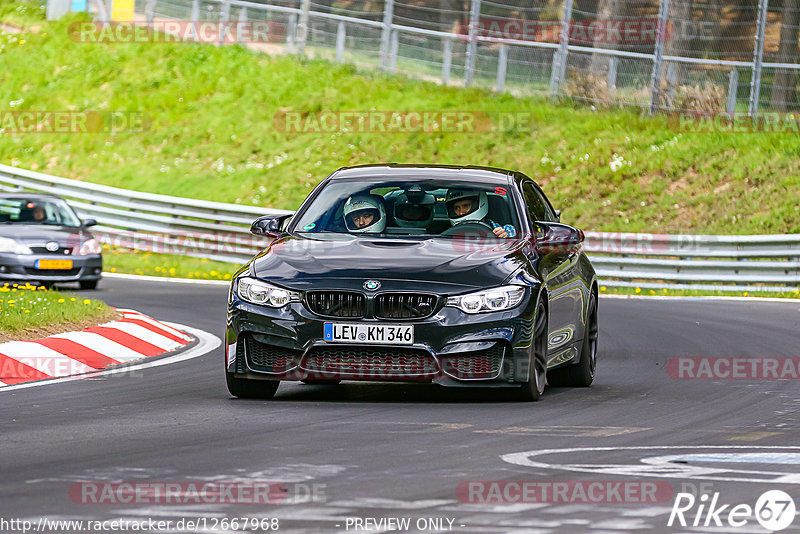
[363,280,381,291]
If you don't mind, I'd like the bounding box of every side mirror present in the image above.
[534,222,584,255]
[250,214,291,238]
[82,218,98,227]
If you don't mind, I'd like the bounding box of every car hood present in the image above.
[0,224,88,246]
[249,234,528,293]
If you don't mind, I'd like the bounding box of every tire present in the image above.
[301,379,342,385]
[80,280,98,290]
[548,291,598,387]
[516,300,548,402]
[226,371,280,399]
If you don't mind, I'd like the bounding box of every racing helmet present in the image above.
[394,187,435,228]
[343,194,386,233]
[445,189,488,225]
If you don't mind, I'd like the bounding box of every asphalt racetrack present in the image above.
[2,277,799,533]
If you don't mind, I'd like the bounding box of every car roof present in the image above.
[329,164,515,184]
[0,192,65,201]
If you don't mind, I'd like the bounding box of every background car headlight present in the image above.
[446,285,525,314]
[0,237,33,255]
[78,238,102,255]
[237,277,300,308]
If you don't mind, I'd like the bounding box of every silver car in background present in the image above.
[0,193,102,289]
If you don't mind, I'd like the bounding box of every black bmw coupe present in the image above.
[225,164,598,401]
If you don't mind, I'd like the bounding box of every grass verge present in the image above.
[0,282,119,342]
[102,247,237,281]
[0,10,798,235]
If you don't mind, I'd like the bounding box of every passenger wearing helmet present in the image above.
[445,189,516,238]
[343,194,386,233]
[394,186,435,229]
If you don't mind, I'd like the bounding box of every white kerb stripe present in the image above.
[119,313,192,341]
[0,341,94,377]
[98,321,181,351]
[49,332,148,362]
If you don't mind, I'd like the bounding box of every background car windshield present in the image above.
[292,179,519,237]
[0,198,82,227]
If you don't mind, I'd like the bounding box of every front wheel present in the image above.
[548,291,597,387]
[516,300,547,401]
[226,371,280,399]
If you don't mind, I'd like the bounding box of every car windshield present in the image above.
[291,178,519,238]
[0,197,82,227]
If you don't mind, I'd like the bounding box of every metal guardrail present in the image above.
[0,163,290,263]
[1,164,798,291]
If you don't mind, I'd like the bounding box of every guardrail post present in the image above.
[296,0,310,55]
[218,0,230,46]
[144,0,155,23]
[496,44,508,92]
[748,0,768,116]
[389,30,399,72]
[379,0,395,70]
[238,6,247,23]
[549,0,573,96]
[464,0,481,86]
[727,68,739,114]
[335,21,346,62]
[442,38,453,84]
[287,13,297,53]
[607,56,618,92]
[648,0,670,115]
[189,0,199,41]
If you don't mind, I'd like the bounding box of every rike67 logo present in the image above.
[668,490,796,531]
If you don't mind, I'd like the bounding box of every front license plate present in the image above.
[324,323,414,345]
[36,259,73,270]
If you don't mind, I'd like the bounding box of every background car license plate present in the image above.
[36,259,73,270]
[324,323,414,345]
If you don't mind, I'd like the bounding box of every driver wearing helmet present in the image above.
[445,189,516,238]
[343,194,386,233]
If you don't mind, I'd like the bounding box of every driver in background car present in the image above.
[445,189,516,238]
[343,194,387,233]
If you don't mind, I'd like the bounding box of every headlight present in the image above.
[237,277,300,308]
[0,237,32,255]
[446,285,526,314]
[78,238,102,255]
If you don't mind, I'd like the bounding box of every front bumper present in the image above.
[225,292,537,387]
[0,253,103,284]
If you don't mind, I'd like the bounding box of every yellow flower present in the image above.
[83,299,91,304]
[635,287,641,294]
[58,298,65,303]
[110,267,117,272]
[19,40,25,45]
[600,286,606,291]
[70,297,76,301]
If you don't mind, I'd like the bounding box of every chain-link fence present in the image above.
[128,0,800,114]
